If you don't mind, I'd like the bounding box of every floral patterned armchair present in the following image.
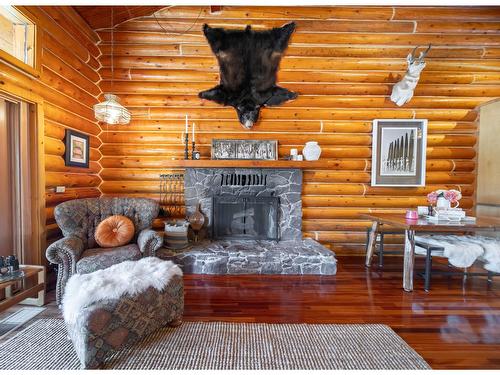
[46,197,163,305]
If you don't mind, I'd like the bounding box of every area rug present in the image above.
[0,319,430,370]
[0,307,45,338]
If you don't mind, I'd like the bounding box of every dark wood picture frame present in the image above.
[64,129,89,168]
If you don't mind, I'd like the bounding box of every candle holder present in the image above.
[184,133,189,160]
[192,142,201,160]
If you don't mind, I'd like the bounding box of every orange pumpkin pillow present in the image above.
[95,215,135,248]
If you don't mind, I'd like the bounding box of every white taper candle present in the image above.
[185,114,188,134]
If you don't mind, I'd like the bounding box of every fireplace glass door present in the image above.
[212,196,279,240]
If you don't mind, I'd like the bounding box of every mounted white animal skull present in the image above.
[390,44,432,107]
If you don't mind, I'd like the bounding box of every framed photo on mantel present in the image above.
[371,119,427,187]
[211,139,278,160]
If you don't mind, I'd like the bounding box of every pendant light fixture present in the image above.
[93,8,130,125]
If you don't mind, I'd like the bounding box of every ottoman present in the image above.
[62,257,184,369]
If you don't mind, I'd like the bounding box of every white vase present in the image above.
[436,196,451,210]
[303,141,321,161]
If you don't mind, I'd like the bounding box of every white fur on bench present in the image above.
[62,257,182,324]
[464,236,500,273]
[415,234,500,273]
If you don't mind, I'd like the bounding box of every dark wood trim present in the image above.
[135,159,351,169]
[0,90,45,266]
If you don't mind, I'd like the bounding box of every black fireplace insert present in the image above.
[212,195,279,240]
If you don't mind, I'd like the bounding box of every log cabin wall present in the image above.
[1,6,103,250]
[96,6,500,255]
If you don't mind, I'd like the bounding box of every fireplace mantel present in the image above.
[160,160,329,169]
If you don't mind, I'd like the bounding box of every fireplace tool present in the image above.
[159,173,184,217]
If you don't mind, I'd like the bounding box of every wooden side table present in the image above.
[0,265,45,312]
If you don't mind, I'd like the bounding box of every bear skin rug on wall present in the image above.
[199,22,298,129]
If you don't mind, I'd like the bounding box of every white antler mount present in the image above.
[390,44,432,107]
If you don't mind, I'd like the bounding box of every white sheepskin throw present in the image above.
[466,236,500,273]
[415,234,500,272]
[62,257,182,324]
[415,234,484,268]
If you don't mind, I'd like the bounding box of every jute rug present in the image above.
[0,319,430,370]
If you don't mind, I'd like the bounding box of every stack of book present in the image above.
[426,208,468,222]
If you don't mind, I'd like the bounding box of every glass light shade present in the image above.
[93,93,131,125]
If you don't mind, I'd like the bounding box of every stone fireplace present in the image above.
[158,166,337,276]
[184,168,303,241]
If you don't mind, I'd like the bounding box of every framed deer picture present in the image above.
[371,119,427,187]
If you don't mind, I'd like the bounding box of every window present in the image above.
[0,6,35,68]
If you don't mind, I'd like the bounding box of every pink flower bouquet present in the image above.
[426,191,438,204]
[427,189,462,204]
[444,189,462,203]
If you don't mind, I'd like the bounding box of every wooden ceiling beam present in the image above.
[73,6,165,30]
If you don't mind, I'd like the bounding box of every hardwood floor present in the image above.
[1,255,498,369]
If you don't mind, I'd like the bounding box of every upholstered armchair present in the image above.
[46,197,163,305]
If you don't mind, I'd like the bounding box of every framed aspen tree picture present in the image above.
[211,139,278,160]
[371,119,427,187]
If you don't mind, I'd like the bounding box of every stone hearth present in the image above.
[172,166,338,276]
[157,239,337,275]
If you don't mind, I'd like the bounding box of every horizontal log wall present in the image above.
[5,6,103,246]
[97,6,500,254]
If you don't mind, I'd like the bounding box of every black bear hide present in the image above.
[199,22,298,129]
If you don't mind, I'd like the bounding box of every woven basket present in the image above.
[164,220,189,249]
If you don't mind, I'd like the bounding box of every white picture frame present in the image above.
[371,119,427,187]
